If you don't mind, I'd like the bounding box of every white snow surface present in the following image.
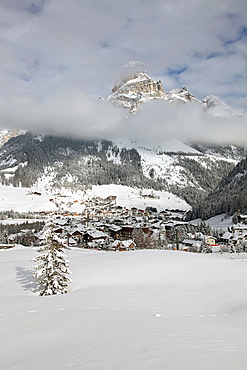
[0,184,58,212]
[87,184,190,211]
[0,183,190,212]
[1,246,247,370]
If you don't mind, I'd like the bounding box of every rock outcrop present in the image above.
[0,129,25,148]
[108,71,165,113]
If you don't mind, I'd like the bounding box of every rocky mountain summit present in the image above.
[108,71,165,113]
[108,72,200,113]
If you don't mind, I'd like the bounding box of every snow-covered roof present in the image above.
[86,229,108,239]
[121,240,136,248]
[182,239,201,247]
[221,232,233,240]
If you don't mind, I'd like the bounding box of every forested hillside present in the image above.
[189,156,247,220]
[0,133,163,190]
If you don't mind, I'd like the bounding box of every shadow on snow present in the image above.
[15,266,37,292]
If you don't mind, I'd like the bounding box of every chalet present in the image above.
[205,236,217,246]
[159,210,170,220]
[220,231,234,245]
[67,237,77,247]
[108,224,122,239]
[110,240,122,250]
[120,225,135,239]
[55,219,69,227]
[232,232,247,245]
[83,229,108,243]
[168,211,185,221]
[68,226,85,237]
[131,207,138,214]
[110,239,136,251]
[121,239,136,251]
[182,239,201,252]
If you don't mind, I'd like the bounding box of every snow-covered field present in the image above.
[0,183,190,213]
[1,247,247,370]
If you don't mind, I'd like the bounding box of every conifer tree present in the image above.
[33,215,72,296]
[132,227,147,249]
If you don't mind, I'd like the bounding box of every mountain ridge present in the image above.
[106,62,241,118]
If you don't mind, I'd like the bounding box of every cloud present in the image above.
[126,100,247,146]
[0,91,125,140]
[0,0,246,144]
[1,90,246,146]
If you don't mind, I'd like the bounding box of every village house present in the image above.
[182,239,202,252]
[205,236,217,246]
[83,228,108,244]
[110,239,136,251]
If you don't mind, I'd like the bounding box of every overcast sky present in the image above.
[0,0,246,145]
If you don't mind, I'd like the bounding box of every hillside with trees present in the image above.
[189,156,247,220]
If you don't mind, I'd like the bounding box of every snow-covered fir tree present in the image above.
[33,215,72,296]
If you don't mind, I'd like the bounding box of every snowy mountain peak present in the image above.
[202,95,222,108]
[108,63,245,118]
[108,69,165,113]
[112,60,148,91]
[164,86,200,104]
[202,95,242,117]
[107,61,166,113]
[108,63,203,112]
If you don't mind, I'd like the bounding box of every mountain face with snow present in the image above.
[0,132,243,208]
[0,62,246,215]
[201,95,243,117]
[108,71,165,113]
[107,71,200,113]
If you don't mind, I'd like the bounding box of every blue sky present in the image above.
[0,0,246,143]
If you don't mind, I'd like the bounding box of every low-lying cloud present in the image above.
[127,100,247,146]
[1,93,246,146]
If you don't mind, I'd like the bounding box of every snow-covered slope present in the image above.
[1,246,247,370]
[111,137,238,193]
[0,182,190,213]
